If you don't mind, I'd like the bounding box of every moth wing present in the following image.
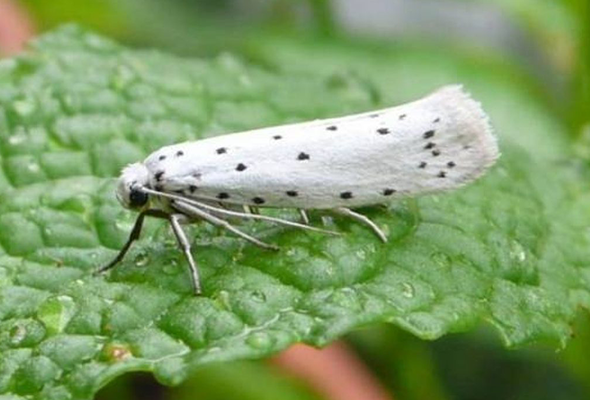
[146,85,498,209]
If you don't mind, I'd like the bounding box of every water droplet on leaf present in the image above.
[431,252,452,268]
[37,295,77,335]
[8,132,26,145]
[9,324,27,345]
[13,99,36,116]
[246,332,273,349]
[27,162,40,173]
[8,319,46,347]
[401,282,415,298]
[509,240,527,263]
[134,253,149,267]
[214,290,231,309]
[250,290,267,303]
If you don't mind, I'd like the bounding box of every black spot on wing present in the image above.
[155,171,164,181]
[432,149,441,157]
[327,126,337,131]
[383,188,396,196]
[377,128,390,135]
[273,135,282,140]
[423,130,435,139]
[176,150,184,157]
[216,147,227,154]
[217,192,230,199]
[447,161,456,168]
[340,191,353,199]
[418,162,427,169]
[286,190,298,197]
[236,163,247,171]
[252,197,265,204]
[297,152,310,161]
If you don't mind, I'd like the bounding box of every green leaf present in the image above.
[0,25,589,399]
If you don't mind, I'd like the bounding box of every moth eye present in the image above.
[129,188,148,208]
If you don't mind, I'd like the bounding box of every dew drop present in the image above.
[401,282,415,298]
[8,132,26,145]
[430,252,452,268]
[9,324,27,345]
[509,240,527,263]
[134,253,149,267]
[355,249,366,260]
[8,319,46,347]
[37,295,77,335]
[115,220,132,232]
[27,162,40,173]
[246,332,273,349]
[250,290,267,303]
[214,290,231,309]
[13,99,36,117]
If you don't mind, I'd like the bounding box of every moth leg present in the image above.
[242,205,253,214]
[94,209,169,275]
[173,200,279,250]
[333,207,387,243]
[298,209,310,225]
[169,213,202,295]
[140,186,338,235]
[195,202,335,235]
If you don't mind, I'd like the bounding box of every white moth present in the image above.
[98,85,499,294]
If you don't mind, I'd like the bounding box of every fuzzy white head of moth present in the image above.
[115,162,151,209]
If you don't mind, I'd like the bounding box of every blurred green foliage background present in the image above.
[8,0,590,399]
